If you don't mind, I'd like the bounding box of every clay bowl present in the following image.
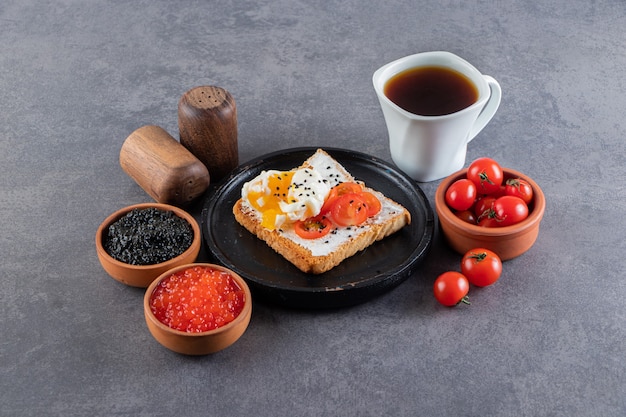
[435,168,545,260]
[144,263,252,355]
[95,203,201,288]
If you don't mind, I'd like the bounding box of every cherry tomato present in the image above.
[467,157,504,195]
[455,210,477,224]
[461,248,503,287]
[491,195,529,226]
[490,185,507,198]
[474,195,496,218]
[433,271,470,307]
[321,182,364,214]
[358,191,382,217]
[445,179,477,211]
[505,178,534,205]
[294,215,333,239]
[477,216,501,228]
[329,193,368,226]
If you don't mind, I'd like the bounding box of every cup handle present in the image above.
[467,75,502,143]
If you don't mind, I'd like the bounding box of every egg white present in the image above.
[241,167,331,229]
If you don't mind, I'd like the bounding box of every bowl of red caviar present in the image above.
[144,263,253,355]
[95,203,201,288]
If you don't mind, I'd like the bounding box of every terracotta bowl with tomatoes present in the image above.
[144,263,252,355]
[96,203,202,288]
[435,160,545,261]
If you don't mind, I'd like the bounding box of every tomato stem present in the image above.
[459,296,471,305]
[479,171,495,185]
[469,252,487,262]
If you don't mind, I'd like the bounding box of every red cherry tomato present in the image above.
[455,210,477,224]
[358,191,382,217]
[490,185,507,198]
[477,216,501,228]
[294,215,333,239]
[461,248,503,287]
[445,179,477,211]
[321,182,364,214]
[505,178,534,205]
[474,195,496,218]
[467,157,504,195]
[492,195,529,226]
[433,271,470,307]
[329,193,369,226]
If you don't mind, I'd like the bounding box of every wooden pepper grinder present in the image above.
[178,86,238,181]
[120,125,210,206]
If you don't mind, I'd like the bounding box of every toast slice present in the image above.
[233,149,411,274]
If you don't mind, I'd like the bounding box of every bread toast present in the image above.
[233,149,411,274]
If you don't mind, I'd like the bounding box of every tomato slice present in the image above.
[358,191,382,217]
[294,215,333,239]
[329,193,368,227]
[321,182,364,214]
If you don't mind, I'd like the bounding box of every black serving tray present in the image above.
[201,147,434,309]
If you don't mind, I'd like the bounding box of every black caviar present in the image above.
[103,208,194,265]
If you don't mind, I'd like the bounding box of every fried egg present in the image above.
[241,167,331,231]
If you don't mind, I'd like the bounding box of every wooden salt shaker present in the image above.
[120,125,210,206]
[178,86,238,181]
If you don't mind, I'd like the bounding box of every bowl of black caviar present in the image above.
[96,203,201,288]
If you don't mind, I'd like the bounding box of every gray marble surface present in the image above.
[1,1,624,416]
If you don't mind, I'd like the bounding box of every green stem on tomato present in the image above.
[469,252,487,262]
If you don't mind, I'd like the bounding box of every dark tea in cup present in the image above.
[373,51,501,181]
[384,66,478,116]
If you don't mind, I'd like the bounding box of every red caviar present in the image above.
[149,266,246,333]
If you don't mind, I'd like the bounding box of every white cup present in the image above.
[373,51,501,182]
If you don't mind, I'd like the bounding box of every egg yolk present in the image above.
[247,171,295,230]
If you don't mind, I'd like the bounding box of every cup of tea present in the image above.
[373,51,501,182]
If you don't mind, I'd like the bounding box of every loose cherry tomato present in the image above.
[467,157,504,195]
[474,195,496,218]
[505,178,534,205]
[321,182,364,214]
[329,193,368,226]
[433,271,470,307]
[358,191,382,217]
[461,248,503,287]
[455,210,477,224]
[491,195,529,226]
[294,215,333,239]
[445,179,477,211]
